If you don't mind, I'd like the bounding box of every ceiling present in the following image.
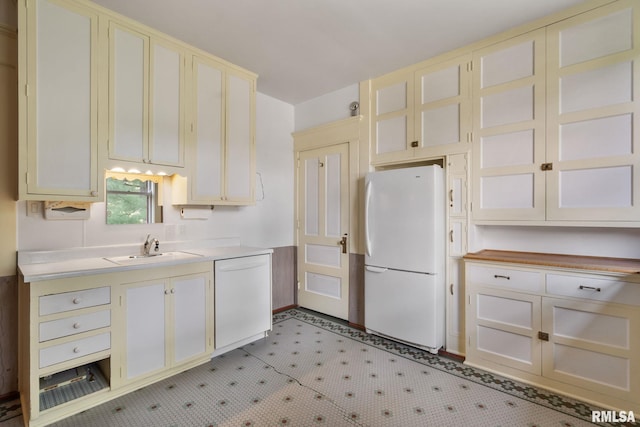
[92,0,587,105]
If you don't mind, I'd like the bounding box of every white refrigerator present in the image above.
[364,165,445,354]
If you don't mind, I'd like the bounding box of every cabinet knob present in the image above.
[170,288,175,294]
[90,191,98,197]
[72,297,82,304]
[73,347,81,353]
[73,322,81,329]
[410,140,419,148]
[164,289,170,295]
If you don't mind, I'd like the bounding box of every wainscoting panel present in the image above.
[0,275,17,396]
[271,246,296,311]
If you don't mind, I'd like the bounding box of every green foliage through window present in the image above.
[106,177,161,224]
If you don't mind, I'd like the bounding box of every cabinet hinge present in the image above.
[467,132,473,143]
[24,84,29,97]
[467,61,473,72]
[25,172,29,184]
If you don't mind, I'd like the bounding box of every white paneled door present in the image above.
[297,143,349,320]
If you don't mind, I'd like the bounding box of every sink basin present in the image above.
[105,251,202,266]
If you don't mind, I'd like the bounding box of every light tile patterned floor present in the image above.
[1,309,624,426]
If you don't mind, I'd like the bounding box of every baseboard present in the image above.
[349,322,365,331]
[438,349,465,363]
[273,304,297,314]
[0,391,19,403]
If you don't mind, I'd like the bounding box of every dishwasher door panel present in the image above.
[215,254,272,349]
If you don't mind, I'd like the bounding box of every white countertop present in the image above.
[18,241,273,282]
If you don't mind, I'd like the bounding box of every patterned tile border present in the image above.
[275,308,633,427]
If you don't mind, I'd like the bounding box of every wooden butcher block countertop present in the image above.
[464,250,640,275]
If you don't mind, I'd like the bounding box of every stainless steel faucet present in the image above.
[143,234,160,256]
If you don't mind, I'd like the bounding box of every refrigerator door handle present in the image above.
[365,266,388,273]
[364,180,372,257]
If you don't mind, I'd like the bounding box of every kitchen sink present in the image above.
[105,251,202,266]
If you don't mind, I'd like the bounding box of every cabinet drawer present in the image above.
[547,274,640,307]
[39,287,111,316]
[39,332,110,369]
[39,310,111,342]
[466,263,542,293]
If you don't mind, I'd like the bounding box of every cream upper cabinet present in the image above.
[370,57,471,165]
[224,69,255,203]
[19,0,100,201]
[414,55,471,159]
[472,0,640,224]
[471,29,546,221]
[545,0,640,222]
[370,70,414,164]
[187,55,224,203]
[108,21,184,169]
[173,57,256,205]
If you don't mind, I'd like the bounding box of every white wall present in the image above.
[294,84,359,132]
[17,92,295,251]
[471,225,640,259]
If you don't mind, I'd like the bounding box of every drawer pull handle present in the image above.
[494,274,510,280]
[73,347,80,354]
[579,285,601,292]
[73,323,81,329]
[72,297,81,304]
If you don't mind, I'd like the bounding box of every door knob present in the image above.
[338,235,347,254]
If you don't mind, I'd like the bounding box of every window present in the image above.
[106,173,163,224]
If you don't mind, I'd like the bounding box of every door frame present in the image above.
[293,116,363,319]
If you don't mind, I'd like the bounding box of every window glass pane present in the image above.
[106,177,161,224]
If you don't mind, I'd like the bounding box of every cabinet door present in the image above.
[446,257,465,355]
[415,55,471,158]
[225,70,255,203]
[471,30,546,221]
[189,55,224,203]
[542,297,640,401]
[172,274,210,364]
[370,70,414,164]
[149,38,184,167]
[108,22,148,163]
[545,0,640,221]
[467,285,542,375]
[23,0,99,200]
[124,280,167,380]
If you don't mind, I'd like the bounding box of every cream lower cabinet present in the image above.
[19,273,117,427]
[465,260,640,412]
[19,262,214,427]
[117,263,213,385]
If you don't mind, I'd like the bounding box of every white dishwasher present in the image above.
[214,254,272,349]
